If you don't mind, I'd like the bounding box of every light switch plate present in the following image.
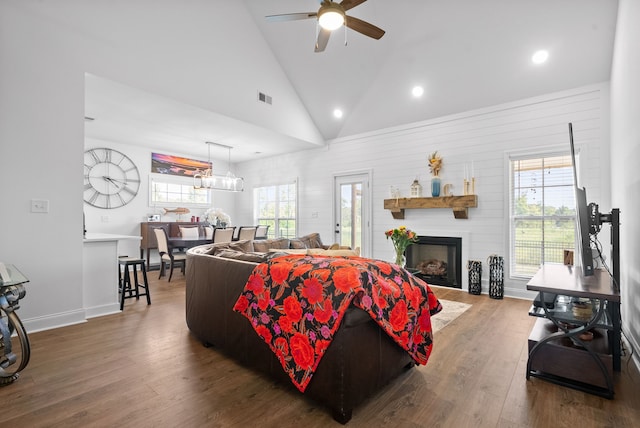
[31,199,49,213]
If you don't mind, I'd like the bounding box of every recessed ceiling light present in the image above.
[412,86,424,97]
[333,108,343,119]
[532,50,549,64]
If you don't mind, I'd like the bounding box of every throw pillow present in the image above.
[208,243,231,255]
[215,249,270,263]
[190,244,215,255]
[289,238,307,249]
[299,233,324,248]
[253,237,290,252]
[229,240,254,253]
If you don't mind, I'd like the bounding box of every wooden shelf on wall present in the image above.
[383,195,478,219]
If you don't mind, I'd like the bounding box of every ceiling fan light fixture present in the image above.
[318,3,345,31]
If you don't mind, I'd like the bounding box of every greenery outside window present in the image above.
[254,181,297,239]
[509,153,575,278]
[149,174,211,208]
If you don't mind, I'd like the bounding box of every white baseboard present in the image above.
[21,309,87,334]
[624,327,640,376]
[85,303,121,319]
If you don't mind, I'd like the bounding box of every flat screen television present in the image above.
[568,123,594,276]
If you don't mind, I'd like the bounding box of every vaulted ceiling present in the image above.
[78,0,618,162]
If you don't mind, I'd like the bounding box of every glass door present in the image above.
[333,172,371,257]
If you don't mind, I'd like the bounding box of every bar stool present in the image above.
[118,257,151,310]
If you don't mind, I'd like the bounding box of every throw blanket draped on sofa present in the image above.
[233,254,443,392]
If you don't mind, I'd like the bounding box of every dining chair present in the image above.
[212,227,235,243]
[179,226,200,239]
[237,226,257,241]
[255,225,269,240]
[153,227,186,282]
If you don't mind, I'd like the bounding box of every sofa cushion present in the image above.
[189,244,215,255]
[252,237,290,252]
[230,239,254,252]
[215,249,271,263]
[307,248,360,257]
[268,248,308,255]
[206,242,232,254]
[298,233,324,249]
[289,238,307,249]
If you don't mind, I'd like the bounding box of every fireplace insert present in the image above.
[405,236,462,288]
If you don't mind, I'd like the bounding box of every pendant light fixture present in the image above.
[193,142,244,192]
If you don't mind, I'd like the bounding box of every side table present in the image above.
[0,263,30,384]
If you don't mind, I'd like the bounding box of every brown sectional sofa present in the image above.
[185,235,414,424]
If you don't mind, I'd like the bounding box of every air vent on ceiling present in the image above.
[258,91,272,105]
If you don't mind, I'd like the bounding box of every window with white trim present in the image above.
[254,181,297,239]
[149,174,211,207]
[509,152,575,277]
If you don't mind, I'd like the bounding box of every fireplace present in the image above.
[405,236,462,288]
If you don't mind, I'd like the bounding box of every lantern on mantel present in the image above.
[410,178,422,198]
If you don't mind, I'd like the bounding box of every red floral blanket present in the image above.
[233,254,442,392]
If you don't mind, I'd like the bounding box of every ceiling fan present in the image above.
[265,0,385,53]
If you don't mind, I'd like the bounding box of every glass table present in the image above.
[0,263,30,384]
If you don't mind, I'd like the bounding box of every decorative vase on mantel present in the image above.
[431,176,441,197]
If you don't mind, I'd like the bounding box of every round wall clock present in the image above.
[83,148,140,209]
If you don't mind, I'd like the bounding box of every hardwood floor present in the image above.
[2,275,638,427]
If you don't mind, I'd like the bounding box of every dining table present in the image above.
[167,236,211,251]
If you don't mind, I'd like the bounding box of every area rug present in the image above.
[431,299,472,333]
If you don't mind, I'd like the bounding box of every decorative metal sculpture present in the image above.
[468,260,482,295]
[488,255,504,299]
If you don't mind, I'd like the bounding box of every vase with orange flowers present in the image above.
[385,226,418,268]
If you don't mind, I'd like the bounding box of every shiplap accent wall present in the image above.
[236,83,610,299]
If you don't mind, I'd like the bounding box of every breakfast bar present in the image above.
[82,233,141,318]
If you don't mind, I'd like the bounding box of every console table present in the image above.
[526,264,621,398]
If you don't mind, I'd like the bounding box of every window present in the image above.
[149,174,211,207]
[509,153,575,277]
[254,181,297,239]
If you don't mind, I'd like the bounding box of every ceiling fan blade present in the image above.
[345,16,385,39]
[265,12,317,23]
[340,0,367,12]
[314,28,331,53]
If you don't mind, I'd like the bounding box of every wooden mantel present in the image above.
[383,195,478,219]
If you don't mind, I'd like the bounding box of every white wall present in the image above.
[610,0,640,367]
[237,84,611,299]
[0,4,88,330]
[84,138,239,260]
[0,1,301,331]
